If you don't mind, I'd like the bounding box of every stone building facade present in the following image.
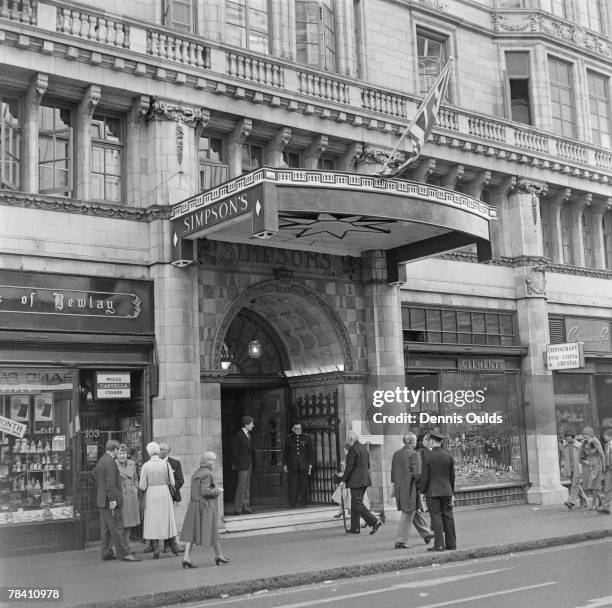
[0,0,610,552]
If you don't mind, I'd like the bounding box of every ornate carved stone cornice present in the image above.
[199,369,230,383]
[285,370,369,388]
[146,98,210,127]
[0,190,172,222]
[512,178,548,197]
[356,146,398,166]
[134,95,151,118]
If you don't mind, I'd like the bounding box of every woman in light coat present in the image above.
[116,444,140,545]
[580,427,605,509]
[139,441,177,558]
[179,452,228,568]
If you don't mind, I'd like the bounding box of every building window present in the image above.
[603,211,612,269]
[587,72,610,148]
[560,203,574,264]
[296,0,337,72]
[582,207,594,268]
[163,0,195,33]
[38,104,72,196]
[417,31,447,96]
[548,57,575,138]
[545,0,567,18]
[318,157,335,170]
[540,199,552,259]
[226,0,269,54]
[0,98,20,190]
[90,114,122,203]
[241,142,265,173]
[198,135,228,191]
[505,52,532,125]
[496,0,523,6]
[402,306,516,346]
[585,0,602,32]
[282,151,301,168]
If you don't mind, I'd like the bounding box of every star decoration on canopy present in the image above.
[278,212,395,240]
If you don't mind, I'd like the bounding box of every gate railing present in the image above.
[292,390,340,504]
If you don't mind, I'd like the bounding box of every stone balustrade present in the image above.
[361,88,407,117]
[468,115,507,143]
[513,127,549,154]
[297,70,350,104]
[0,0,37,24]
[147,29,210,68]
[56,7,129,48]
[226,51,283,87]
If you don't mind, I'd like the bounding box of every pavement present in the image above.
[0,504,610,608]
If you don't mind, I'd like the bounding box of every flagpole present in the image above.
[378,57,454,177]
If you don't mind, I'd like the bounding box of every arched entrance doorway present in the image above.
[215,279,353,514]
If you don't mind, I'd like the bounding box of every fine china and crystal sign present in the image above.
[546,342,585,370]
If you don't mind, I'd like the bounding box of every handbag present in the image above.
[166,461,181,502]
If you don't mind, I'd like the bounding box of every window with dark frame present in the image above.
[505,51,532,125]
[163,0,195,33]
[198,134,228,191]
[540,199,552,260]
[587,71,610,148]
[548,0,567,18]
[582,207,594,268]
[296,0,337,72]
[603,211,612,269]
[90,114,123,203]
[417,31,447,97]
[402,306,516,346]
[560,202,574,265]
[317,157,335,171]
[38,104,72,196]
[226,0,270,54]
[241,142,265,173]
[282,151,301,168]
[548,57,576,138]
[0,98,20,190]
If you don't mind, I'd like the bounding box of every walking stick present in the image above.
[340,490,350,533]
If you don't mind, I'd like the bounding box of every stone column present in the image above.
[441,164,464,190]
[591,198,612,269]
[228,118,252,178]
[304,135,328,169]
[489,175,516,259]
[570,193,592,268]
[75,85,101,200]
[548,188,571,265]
[360,250,405,521]
[22,73,48,193]
[338,142,363,172]
[509,178,566,505]
[125,96,150,207]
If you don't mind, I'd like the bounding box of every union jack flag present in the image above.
[379,57,454,177]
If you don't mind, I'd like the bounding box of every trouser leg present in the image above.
[395,511,413,544]
[412,509,431,539]
[426,497,444,549]
[350,487,377,529]
[109,507,131,558]
[297,468,309,505]
[601,469,612,510]
[287,470,298,506]
[440,497,456,549]
[233,468,250,512]
[567,474,581,504]
[99,508,113,558]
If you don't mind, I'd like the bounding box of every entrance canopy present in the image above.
[170,168,496,282]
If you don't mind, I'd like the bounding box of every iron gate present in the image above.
[292,390,341,504]
[75,427,144,544]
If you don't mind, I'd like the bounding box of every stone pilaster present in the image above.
[304,135,328,169]
[592,198,612,269]
[360,250,404,520]
[268,126,291,168]
[509,178,566,505]
[464,170,491,199]
[441,164,464,190]
[22,73,48,193]
[570,193,592,268]
[125,96,150,207]
[75,85,101,200]
[338,142,363,172]
[489,175,516,258]
[548,188,572,264]
[144,100,209,206]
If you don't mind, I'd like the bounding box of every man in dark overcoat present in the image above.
[339,431,382,535]
[420,430,456,551]
[391,432,433,549]
[231,415,256,514]
[93,439,140,562]
[282,422,314,507]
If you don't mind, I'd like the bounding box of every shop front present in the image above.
[0,270,154,556]
[403,304,528,506]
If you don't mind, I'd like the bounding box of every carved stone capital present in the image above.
[492,175,516,199]
[25,73,48,110]
[147,99,210,127]
[513,178,548,198]
[412,159,436,183]
[339,142,364,172]
[271,126,292,151]
[133,95,151,118]
[465,170,491,199]
[571,192,592,212]
[549,187,572,210]
[78,85,101,117]
[306,135,328,160]
[229,118,253,146]
[591,197,612,217]
[441,164,464,190]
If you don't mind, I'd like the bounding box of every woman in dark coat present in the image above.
[179,452,229,568]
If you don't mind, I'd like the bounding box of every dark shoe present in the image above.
[333,512,343,518]
[346,530,360,534]
[423,535,433,545]
[242,507,253,514]
[394,542,412,549]
[163,540,170,553]
[101,554,115,561]
[143,545,155,553]
[121,554,142,562]
[445,546,456,550]
[427,546,445,552]
[361,522,368,528]
[182,559,198,569]
[597,508,610,514]
[215,556,230,565]
[564,501,575,510]
[232,511,242,516]
[370,520,383,535]
[171,544,184,556]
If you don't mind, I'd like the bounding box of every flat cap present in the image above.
[428,430,445,442]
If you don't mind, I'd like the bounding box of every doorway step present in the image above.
[222,506,342,537]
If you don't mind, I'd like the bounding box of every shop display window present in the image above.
[0,368,74,525]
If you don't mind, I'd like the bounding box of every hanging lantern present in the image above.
[248,339,262,359]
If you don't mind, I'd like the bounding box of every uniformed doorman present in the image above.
[282,422,314,508]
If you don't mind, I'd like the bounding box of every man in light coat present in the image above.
[562,431,583,510]
[597,428,612,515]
[391,433,433,549]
